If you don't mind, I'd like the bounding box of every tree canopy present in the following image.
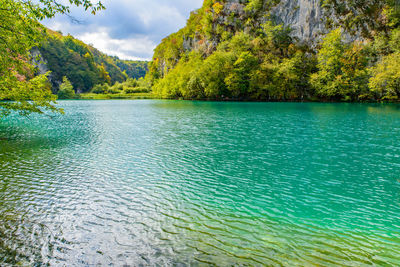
[0,0,104,117]
[57,76,76,99]
[148,0,400,102]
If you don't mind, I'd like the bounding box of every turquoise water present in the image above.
[0,100,399,265]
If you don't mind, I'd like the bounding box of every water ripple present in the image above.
[0,101,399,265]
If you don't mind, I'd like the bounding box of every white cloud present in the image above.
[78,29,156,60]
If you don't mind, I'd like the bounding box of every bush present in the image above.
[107,87,121,94]
[125,78,139,88]
[124,87,149,94]
[57,76,76,99]
[91,83,109,94]
[113,83,124,91]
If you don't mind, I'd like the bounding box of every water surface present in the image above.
[0,100,399,265]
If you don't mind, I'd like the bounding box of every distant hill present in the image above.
[38,29,148,93]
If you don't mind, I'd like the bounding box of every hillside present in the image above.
[148,0,400,101]
[37,30,148,93]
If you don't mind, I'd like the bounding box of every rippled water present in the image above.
[0,100,400,266]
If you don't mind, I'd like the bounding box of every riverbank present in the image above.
[63,93,399,103]
[78,92,155,100]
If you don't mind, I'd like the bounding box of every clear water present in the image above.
[0,100,399,266]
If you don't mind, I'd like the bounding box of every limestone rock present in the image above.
[271,0,325,42]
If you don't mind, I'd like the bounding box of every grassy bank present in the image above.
[79,92,156,100]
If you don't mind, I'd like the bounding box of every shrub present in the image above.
[91,83,109,94]
[57,76,76,99]
[124,87,149,94]
[107,87,121,94]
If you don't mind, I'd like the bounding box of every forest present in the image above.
[39,30,149,94]
[147,0,400,101]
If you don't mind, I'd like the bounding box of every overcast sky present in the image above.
[43,0,203,61]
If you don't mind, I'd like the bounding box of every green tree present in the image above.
[311,29,369,101]
[0,0,104,117]
[369,52,400,100]
[225,51,258,97]
[200,51,235,98]
[261,21,293,56]
[91,83,109,94]
[57,77,76,99]
[98,63,111,85]
[273,52,314,100]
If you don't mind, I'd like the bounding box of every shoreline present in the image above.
[70,94,400,104]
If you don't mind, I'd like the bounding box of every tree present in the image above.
[57,77,76,99]
[225,51,258,97]
[91,83,109,94]
[311,29,369,101]
[0,0,104,117]
[369,27,400,100]
[369,52,400,100]
[200,51,235,98]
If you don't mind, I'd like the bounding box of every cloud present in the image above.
[42,0,203,60]
[78,30,155,60]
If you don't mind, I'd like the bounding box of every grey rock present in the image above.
[271,0,325,42]
[31,48,48,75]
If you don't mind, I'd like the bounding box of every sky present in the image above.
[43,0,203,61]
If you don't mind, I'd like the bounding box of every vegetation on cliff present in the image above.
[148,0,400,101]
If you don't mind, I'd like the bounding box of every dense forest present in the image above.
[38,30,148,94]
[147,0,400,101]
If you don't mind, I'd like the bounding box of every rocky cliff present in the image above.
[31,48,49,75]
[271,0,325,41]
[218,0,326,42]
[152,0,330,77]
[150,0,399,102]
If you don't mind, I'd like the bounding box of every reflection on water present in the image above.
[0,100,400,265]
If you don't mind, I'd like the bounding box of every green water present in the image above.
[0,100,399,266]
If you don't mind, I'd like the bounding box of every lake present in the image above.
[0,100,399,265]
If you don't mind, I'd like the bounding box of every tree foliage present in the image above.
[149,0,400,102]
[57,76,76,99]
[91,77,150,95]
[369,52,400,100]
[0,0,104,117]
[38,31,149,93]
[322,0,400,38]
[152,27,316,101]
[310,29,369,101]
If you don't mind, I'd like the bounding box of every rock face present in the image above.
[218,0,327,43]
[31,48,49,75]
[154,0,335,75]
[31,48,60,90]
[271,0,325,42]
